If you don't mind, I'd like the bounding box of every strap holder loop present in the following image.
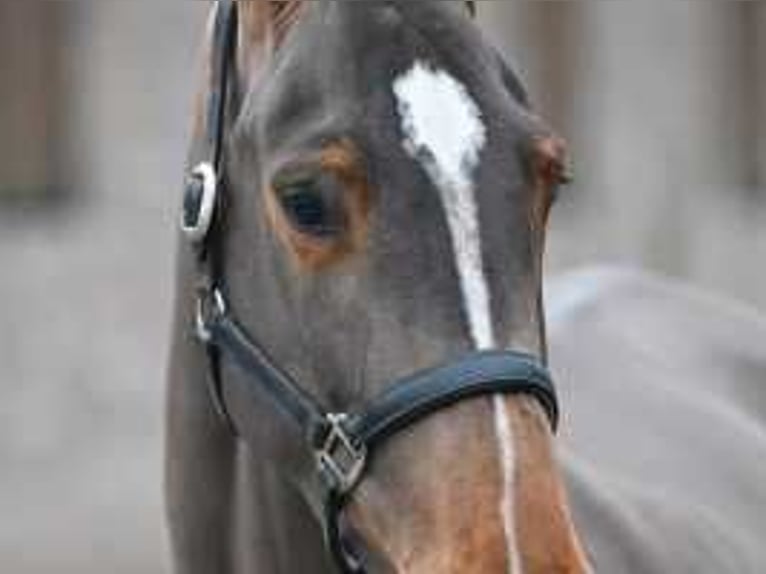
[181,162,218,244]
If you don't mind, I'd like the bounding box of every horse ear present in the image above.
[237,1,305,78]
[490,49,572,187]
[533,135,572,188]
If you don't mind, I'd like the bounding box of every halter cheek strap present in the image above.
[183,2,559,573]
[181,0,237,246]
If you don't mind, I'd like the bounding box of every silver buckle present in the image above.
[316,414,367,495]
[196,288,227,343]
[181,162,218,243]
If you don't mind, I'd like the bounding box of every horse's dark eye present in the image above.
[275,176,345,238]
[281,186,326,228]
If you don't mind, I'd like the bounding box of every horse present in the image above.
[164,1,579,572]
[167,2,766,572]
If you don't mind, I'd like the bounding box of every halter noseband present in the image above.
[182,2,558,572]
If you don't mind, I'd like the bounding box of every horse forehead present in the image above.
[281,0,483,85]
[253,0,531,214]
[392,61,487,190]
[254,0,499,133]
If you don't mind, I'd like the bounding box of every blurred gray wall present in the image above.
[1,3,207,573]
[1,2,765,573]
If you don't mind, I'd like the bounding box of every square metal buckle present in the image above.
[316,414,367,495]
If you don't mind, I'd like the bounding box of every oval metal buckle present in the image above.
[181,162,218,243]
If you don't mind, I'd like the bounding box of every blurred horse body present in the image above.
[549,268,766,573]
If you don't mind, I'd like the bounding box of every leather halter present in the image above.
[182,2,559,572]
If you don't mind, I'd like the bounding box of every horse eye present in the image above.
[276,177,345,238]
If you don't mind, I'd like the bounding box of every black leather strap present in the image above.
[325,491,364,574]
[201,291,559,448]
[207,0,237,168]
[351,350,559,446]
[203,291,329,444]
[190,0,238,429]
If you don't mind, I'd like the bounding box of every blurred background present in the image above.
[1,2,764,573]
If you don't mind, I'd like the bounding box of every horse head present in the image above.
[169,2,588,572]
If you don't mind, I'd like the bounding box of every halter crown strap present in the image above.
[181,0,237,244]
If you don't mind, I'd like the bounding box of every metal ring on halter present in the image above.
[181,162,218,243]
[196,288,227,343]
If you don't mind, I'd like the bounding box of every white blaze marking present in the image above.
[494,395,524,574]
[393,61,492,348]
[394,61,523,574]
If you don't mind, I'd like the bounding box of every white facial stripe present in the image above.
[394,61,523,574]
[393,61,493,349]
[494,396,524,574]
